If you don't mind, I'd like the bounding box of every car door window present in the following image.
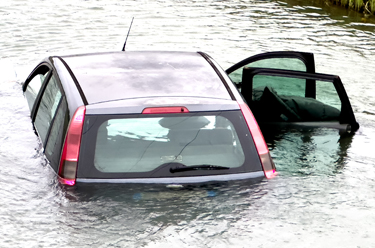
[250,75,340,123]
[316,81,341,110]
[226,52,315,91]
[240,68,358,132]
[252,74,306,98]
[34,74,63,145]
[229,58,308,87]
[248,58,307,70]
[24,65,50,112]
[45,97,69,172]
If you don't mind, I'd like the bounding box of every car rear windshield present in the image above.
[77,110,263,179]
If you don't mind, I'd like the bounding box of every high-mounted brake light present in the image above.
[58,106,86,185]
[238,102,276,179]
[142,106,189,114]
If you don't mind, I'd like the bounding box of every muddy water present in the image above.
[1,0,375,247]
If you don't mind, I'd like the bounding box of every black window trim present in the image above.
[22,62,53,122]
[54,56,88,105]
[30,71,53,122]
[198,52,236,100]
[22,62,51,92]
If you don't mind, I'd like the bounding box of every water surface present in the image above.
[1,0,375,247]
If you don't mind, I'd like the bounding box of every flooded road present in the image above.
[1,0,375,247]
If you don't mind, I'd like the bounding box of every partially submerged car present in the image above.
[22,51,358,186]
[23,51,276,185]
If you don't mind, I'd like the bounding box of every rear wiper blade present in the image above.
[170,165,230,173]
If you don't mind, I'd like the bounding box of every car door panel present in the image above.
[239,68,359,132]
[226,51,358,132]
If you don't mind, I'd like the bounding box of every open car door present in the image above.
[226,52,359,133]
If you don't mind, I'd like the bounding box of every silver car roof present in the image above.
[60,51,233,105]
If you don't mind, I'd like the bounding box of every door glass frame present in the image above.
[226,51,317,98]
[241,68,359,132]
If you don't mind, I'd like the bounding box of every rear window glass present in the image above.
[95,115,244,173]
[78,111,262,178]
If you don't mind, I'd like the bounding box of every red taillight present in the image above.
[142,106,189,114]
[58,106,86,185]
[265,168,277,179]
[238,102,276,179]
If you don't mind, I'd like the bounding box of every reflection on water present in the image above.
[1,0,375,247]
[50,179,269,247]
[284,0,375,28]
[264,127,354,176]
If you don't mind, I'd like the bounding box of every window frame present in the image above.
[24,63,69,151]
[34,73,64,146]
[76,110,264,179]
[226,51,316,98]
[23,63,53,119]
[44,96,69,172]
[241,67,359,132]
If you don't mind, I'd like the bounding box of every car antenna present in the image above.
[122,17,134,51]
